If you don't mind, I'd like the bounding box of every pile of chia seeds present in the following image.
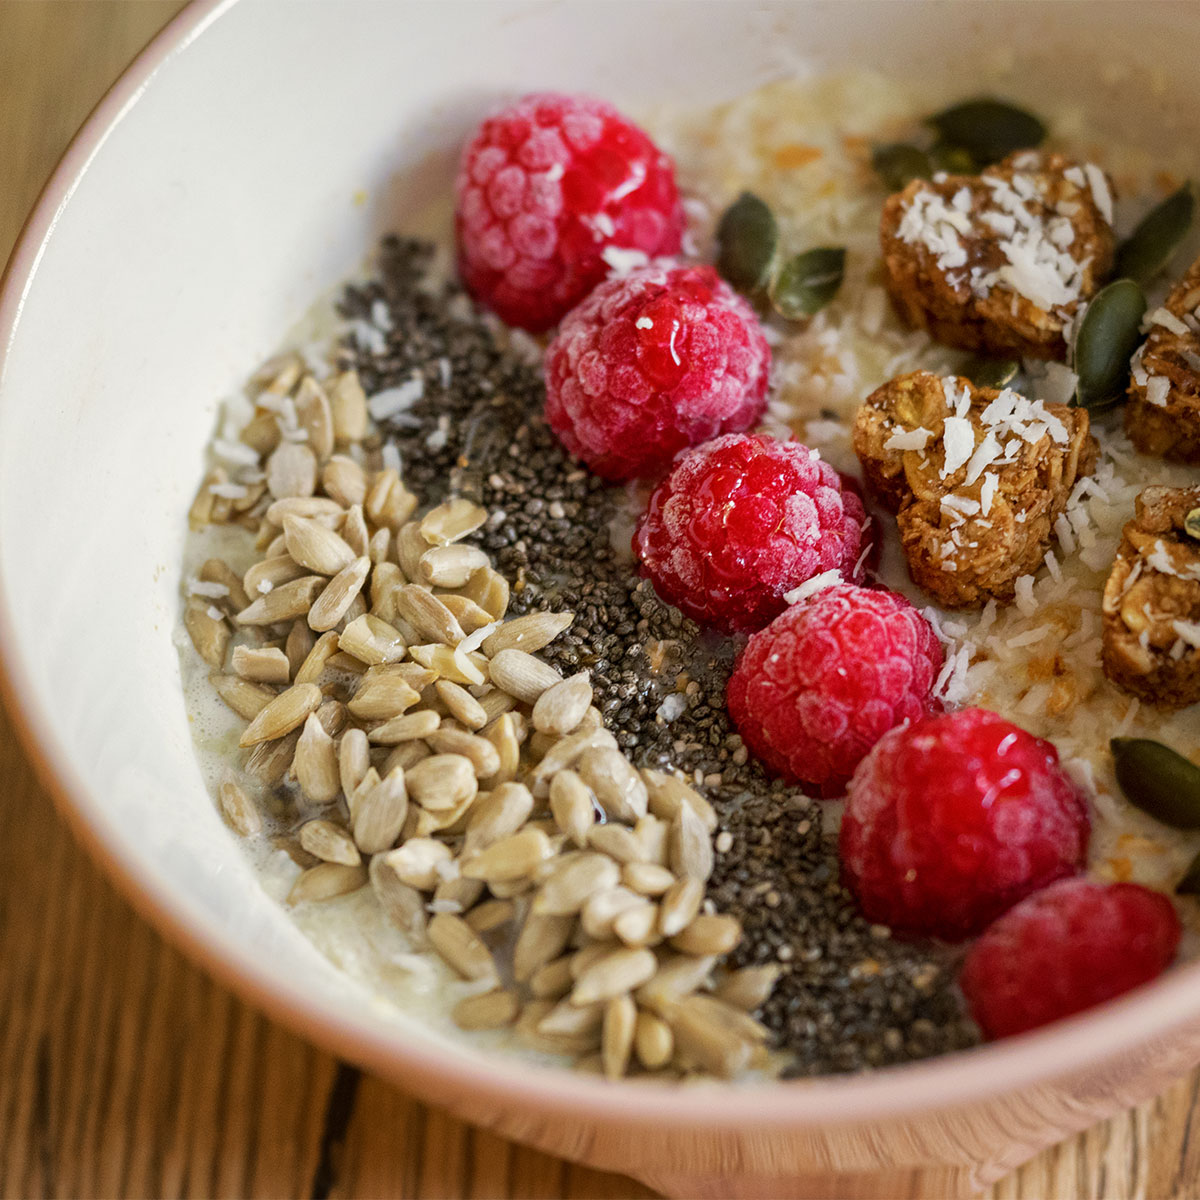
[339,236,979,1076]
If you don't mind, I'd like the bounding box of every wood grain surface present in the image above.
[1,5,1198,1198]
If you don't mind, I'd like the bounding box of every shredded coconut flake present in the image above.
[784,570,842,605]
[1145,376,1171,407]
[368,377,424,421]
[883,426,933,452]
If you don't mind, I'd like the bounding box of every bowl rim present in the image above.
[3,0,1200,1133]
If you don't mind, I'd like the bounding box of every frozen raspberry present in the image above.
[455,93,684,332]
[726,583,943,793]
[961,879,1180,1039]
[840,708,1090,941]
[634,434,870,632]
[544,265,771,480]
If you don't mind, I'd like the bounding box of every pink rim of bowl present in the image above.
[1,0,1199,1136]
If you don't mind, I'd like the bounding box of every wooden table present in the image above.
[1,5,1198,1197]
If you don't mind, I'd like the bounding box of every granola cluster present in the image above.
[881,152,1116,359]
[1102,485,1200,709]
[854,370,1096,608]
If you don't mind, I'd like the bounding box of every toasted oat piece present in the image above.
[1126,255,1200,462]
[853,370,1096,608]
[1102,485,1200,708]
[880,152,1116,359]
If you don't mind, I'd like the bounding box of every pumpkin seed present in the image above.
[1116,182,1196,286]
[961,356,1020,390]
[1177,848,1200,896]
[715,191,778,294]
[928,142,976,174]
[1073,279,1147,410]
[1185,508,1200,542]
[871,143,931,191]
[924,97,1045,166]
[1111,737,1200,829]
[769,247,845,320]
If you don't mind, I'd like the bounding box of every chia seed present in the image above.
[339,234,980,1076]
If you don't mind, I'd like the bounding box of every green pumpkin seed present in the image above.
[1111,737,1200,829]
[871,143,932,192]
[929,142,977,174]
[1177,848,1200,896]
[769,247,846,321]
[961,356,1020,390]
[925,98,1046,167]
[1185,508,1200,541]
[1073,279,1147,410]
[715,192,778,294]
[1115,182,1196,286]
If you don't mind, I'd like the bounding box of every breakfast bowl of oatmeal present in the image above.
[4,1,1200,1195]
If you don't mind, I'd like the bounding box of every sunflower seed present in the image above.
[635,954,717,1017]
[265,496,344,525]
[434,680,488,730]
[482,611,574,657]
[580,886,646,941]
[369,854,427,940]
[337,613,405,665]
[612,903,661,948]
[380,838,453,891]
[347,666,421,720]
[322,454,367,507]
[513,912,576,982]
[406,753,478,811]
[287,861,367,905]
[329,370,368,443]
[642,769,718,833]
[464,898,516,934]
[383,740,431,774]
[368,709,440,745]
[622,861,675,897]
[352,767,409,853]
[240,411,281,457]
[462,566,509,620]
[236,576,325,626]
[587,824,645,866]
[453,987,520,1031]
[529,728,618,798]
[634,1010,674,1070]
[437,594,495,636]
[299,819,361,866]
[670,913,741,957]
[419,544,491,588]
[529,956,575,999]
[394,584,466,646]
[463,782,535,855]
[394,522,428,581]
[184,598,230,668]
[428,913,497,982]
[535,854,621,916]
[308,556,370,631]
[549,770,597,848]
[365,468,418,529]
[572,947,657,1006]
[243,554,308,599]
[578,747,648,824]
[531,672,593,737]
[257,353,303,394]
[658,876,705,939]
[231,644,291,685]
[338,727,371,798]
[244,728,300,786]
[294,712,341,802]
[421,498,489,546]
[282,513,358,581]
[208,672,276,721]
[408,642,487,686]
[425,727,501,777]
[539,998,605,1037]
[294,375,334,460]
[462,827,554,883]
[290,631,336,686]
[602,994,637,1078]
[515,999,599,1057]
[199,559,251,613]
[217,777,261,836]
[669,995,754,1078]
[632,817,670,868]
[715,964,782,1012]
[188,469,222,529]
[266,441,317,500]
[369,561,402,622]
[479,712,520,787]
[669,801,713,882]
[238,682,322,746]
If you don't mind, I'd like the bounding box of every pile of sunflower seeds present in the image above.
[331,236,979,1075]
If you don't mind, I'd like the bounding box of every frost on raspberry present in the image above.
[544,265,771,480]
[454,93,684,332]
[634,433,870,632]
[726,582,943,794]
[960,878,1180,1038]
[840,708,1090,941]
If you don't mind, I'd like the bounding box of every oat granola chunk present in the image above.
[881,152,1116,359]
[1102,485,1200,708]
[853,370,1096,608]
[1125,255,1200,462]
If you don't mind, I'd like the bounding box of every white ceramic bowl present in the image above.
[4,3,1200,1195]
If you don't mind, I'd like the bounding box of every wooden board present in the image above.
[0,5,1197,1196]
